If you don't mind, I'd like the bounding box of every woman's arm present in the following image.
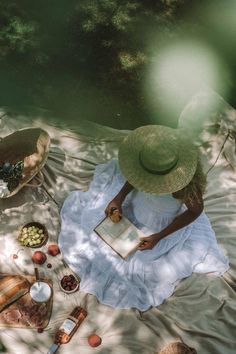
[138,193,204,250]
[105,181,134,217]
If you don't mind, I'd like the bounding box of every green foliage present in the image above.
[0,17,37,55]
[0,1,234,129]
[0,0,190,128]
[119,52,146,71]
[71,0,180,83]
[77,0,140,32]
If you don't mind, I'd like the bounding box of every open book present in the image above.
[94,216,143,259]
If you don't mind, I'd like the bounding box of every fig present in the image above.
[88,334,102,347]
[32,251,47,264]
[47,244,60,256]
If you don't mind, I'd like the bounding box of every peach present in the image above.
[88,334,102,347]
[32,251,47,264]
[47,244,60,256]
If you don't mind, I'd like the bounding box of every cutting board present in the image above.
[0,275,53,329]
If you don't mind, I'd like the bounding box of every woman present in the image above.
[59,125,228,311]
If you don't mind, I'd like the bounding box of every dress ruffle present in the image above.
[59,159,229,311]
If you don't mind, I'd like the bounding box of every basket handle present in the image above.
[24,170,44,188]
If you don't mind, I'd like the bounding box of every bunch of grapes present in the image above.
[18,225,45,246]
[0,160,24,191]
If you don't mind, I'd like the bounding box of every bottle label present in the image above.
[59,319,76,335]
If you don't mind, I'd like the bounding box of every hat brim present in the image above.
[118,125,198,195]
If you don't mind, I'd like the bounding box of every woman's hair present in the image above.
[181,158,207,205]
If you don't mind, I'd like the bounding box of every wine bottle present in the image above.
[47,306,87,354]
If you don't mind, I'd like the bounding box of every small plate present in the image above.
[18,222,48,248]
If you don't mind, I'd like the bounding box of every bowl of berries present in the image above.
[59,274,80,294]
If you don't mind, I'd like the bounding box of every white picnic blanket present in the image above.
[0,89,236,354]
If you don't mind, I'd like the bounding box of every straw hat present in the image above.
[158,342,197,354]
[118,125,198,195]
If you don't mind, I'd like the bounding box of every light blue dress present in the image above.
[58,160,229,311]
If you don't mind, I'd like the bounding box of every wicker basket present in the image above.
[0,127,50,198]
[158,343,197,354]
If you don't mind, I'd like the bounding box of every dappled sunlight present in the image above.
[141,273,235,352]
[205,162,236,202]
[1,106,236,353]
[1,112,124,207]
[178,88,235,135]
[1,330,46,354]
[178,89,236,164]
[0,113,149,353]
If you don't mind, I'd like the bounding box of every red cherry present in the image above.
[88,334,102,347]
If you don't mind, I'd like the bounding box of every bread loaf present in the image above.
[109,209,122,223]
[0,275,30,312]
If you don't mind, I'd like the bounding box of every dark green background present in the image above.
[0,0,235,129]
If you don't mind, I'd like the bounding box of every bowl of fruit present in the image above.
[59,274,80,294]
[18,222,48,248]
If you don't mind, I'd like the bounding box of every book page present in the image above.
[94,216,143,258]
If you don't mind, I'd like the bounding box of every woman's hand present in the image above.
[138,234,161,251]
[105,181,134,219]
[105,198,122,218]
